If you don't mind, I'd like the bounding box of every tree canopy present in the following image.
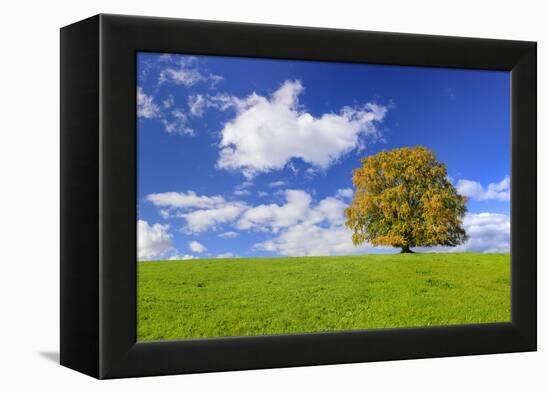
[345,146,468,253]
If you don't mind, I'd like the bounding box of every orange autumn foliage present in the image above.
[345,146,468,253]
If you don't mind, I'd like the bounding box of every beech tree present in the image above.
[345,146,468,253]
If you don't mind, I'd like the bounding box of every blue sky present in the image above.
[137,52,510,260]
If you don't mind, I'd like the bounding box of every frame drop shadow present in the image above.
[39,351,59,364]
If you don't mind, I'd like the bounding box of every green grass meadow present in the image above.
[137,253,510,341]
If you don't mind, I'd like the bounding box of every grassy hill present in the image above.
[137,253,510,341]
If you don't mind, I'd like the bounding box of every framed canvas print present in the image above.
[60,14,536,379]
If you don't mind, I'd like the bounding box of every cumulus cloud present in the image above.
[218,231,238,239]
[215,80,388,178]
[255,208,510,256]
[142,186,366,256]
[236,181,253,189]
[143,183,510,256]
[216,252,236,258]
[146,191,225,210]
[236,190,312,233]
[251,191,368,256]
[145,191,248,233]
[336,188,353,199]
[456,176,510,201]
[256,222,369,257]
[233,181,253,196]
[412,212,510,254]
[306,196,348,226]
[189,240,207,253]
[137,87,160,119]
[137,220,173,260]
[182,202,248,233]
[456,212,510,253]
[145,187,359,256]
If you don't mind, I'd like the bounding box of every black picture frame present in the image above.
[60,13,537,379]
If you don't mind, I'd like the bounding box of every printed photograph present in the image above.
[137,52,510,341]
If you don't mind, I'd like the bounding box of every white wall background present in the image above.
[0,0,546,390]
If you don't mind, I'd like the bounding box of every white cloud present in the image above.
[258,191,269,197]
[161,108,194,136]
[456,212,510,253]
[305,167,318,177]
[137,87,160,119]
[233,181,253,196]
[138,88,192,135]
[189,240,207,253]
[306,196,348,226]
[146,191,248,233]
[216,252,235,259]
[207,92,259,112]
[163,95,175,109]
[232,188,366,256]
[183,202,248,233]
[159,67,203,86]
[456,180,484,198]
[336,188,353,199]
[255,222,369,257]
[168,253,198,261]
[456,176,510,201]
[209,74,224,88]
[268,180,286,188]
[412,212,510,254]
[233,189,251,196]
[146,191,225,209]
[158,57,223,87]
[188,94,207,117]
[287,162,299,175]
[143,187,358,256]
[236,181,253,189]
[143,185,509,257]
[216,80,388,178]
[138,55,225,137]
[143,187,355,256]
[236,190,312,233]
[159,209,171,219]
[218,231,238,239]
[251,190,367,256]
[137,220,173,260]
[185,91,243,117]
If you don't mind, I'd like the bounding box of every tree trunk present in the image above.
[400,245,414,253]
